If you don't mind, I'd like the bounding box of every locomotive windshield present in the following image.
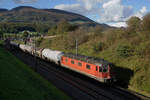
[102,65,108,73]
[98,64,108,73]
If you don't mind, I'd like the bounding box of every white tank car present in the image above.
[34,48,43,57]
[19,44,34,53]
[10,41,19,47]
[42,49,64,64]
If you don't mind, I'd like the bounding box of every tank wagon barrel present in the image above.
[34,48,44,58]
[10,41,19,47]
[19,44,34,54]
[42,49,64,64]
[9,41,20,49]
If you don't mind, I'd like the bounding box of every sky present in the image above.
[0,0,149,27]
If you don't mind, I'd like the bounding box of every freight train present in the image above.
[9,41,116,83]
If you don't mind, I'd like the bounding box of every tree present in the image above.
[93,42,105,52]
[48,25,57,35]
[35,37,43,47]
[68,27,89,46]
[141,13,150,31]
[23,31,29,44]
[56,19,77,34]
[23,31,29,38]
[116,44,132,57]
[92,25,104,36]
[0,29,3,39]
[126,16,141,33]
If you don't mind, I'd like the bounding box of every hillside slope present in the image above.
[37,16,150,97]
[0,6,108,28]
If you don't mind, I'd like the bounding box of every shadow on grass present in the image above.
[114,65,134,88]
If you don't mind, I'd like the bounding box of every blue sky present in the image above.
[0,0,149,27]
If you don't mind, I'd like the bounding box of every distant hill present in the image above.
[0,6,109,28]
[0,8,8,13]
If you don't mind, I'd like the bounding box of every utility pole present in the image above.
[76,39,78,56]
[34,36,37,72]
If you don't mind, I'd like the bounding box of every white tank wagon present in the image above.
[10,41,19,49]
[10,41,19,47]
[34,48,44,57]
[42,49,64,64]
[19,44,34,54]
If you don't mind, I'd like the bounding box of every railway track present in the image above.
[38,60,142,100]
[9,47,148,100]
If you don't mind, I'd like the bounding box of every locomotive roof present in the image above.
[63,53,111,66]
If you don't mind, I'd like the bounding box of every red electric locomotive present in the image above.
[61,53,116,83]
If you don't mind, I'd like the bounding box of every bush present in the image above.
[116,44,132,57]
[93,42,105,52]
[48,25,57,35]
[141,13,150,31]
[135,42,150,58]
[104,29,118,45]
[126,16,141,33]
[130,63,150,93]
[68,27,89,45]
[36,37,43,47]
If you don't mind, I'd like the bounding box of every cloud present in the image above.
[54,0,133,23]
[134,6,147,19]
[107,7,148,28]
[54,0,148,27]
[54,0,103,16]
[54,4,88,15]
[77,0,105,10]
[13,0,38,4]
[106,6,148,28]
[107,22,127,27]
[99,0,133,23]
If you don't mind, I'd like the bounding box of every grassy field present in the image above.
[0,45,71,100]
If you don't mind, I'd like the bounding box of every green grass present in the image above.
[0,46,71,100]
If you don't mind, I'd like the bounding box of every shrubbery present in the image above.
[116,44,132,57]
[36,37,43,47]
[93,42,105,52]
[48,19,78,35]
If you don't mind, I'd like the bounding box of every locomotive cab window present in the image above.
[86,64,91,69]
[99,67,102,72]
[103,65,108,73]
[78,62,82,66]
[71,60,74,64]
[96,66,98,71]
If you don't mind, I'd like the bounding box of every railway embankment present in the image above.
[0,43,71,100]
